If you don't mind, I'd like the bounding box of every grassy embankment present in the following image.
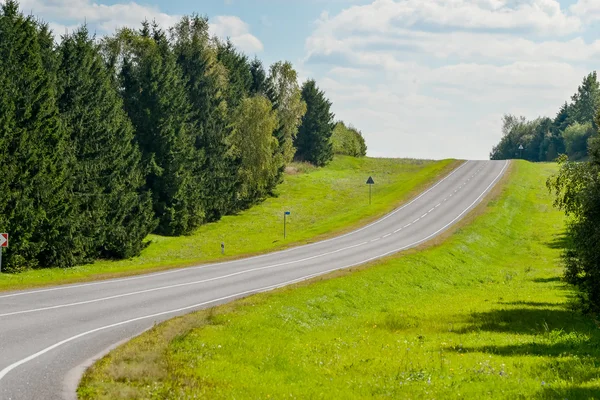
[0,156,456,292]
[79,161,600,399]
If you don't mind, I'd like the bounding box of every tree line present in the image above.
[0,1,366,272]
[547,124,600,314]
[490,70,600,314]
[490,72,600,162]
[331,122,367,157]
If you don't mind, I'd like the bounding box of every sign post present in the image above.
[518,144,524,159]
[284,211,291,239]
[221,242,224,255]
[366,176,375,205]
[0,233,8,273]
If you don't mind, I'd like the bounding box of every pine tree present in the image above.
[295,80,335,166]
[172,15,239,221]
[554,102,573,133]
[57,26,156,259]
[118,26,205,235]
[249,57,268,96]
[571,72,600,128]
[0,1,75,270]
[216,39,252,110]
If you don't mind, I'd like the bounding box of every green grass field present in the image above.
[79,162,599,399]
[0,156,456,292]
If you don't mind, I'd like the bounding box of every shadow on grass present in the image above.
[447,305,600,395]
[455,307,585,335]
[538,386,600,400]
[533,277,563,283]
[498,301,563,308]
[545,231,570,250]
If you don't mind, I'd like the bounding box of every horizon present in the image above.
[17,0,600,160]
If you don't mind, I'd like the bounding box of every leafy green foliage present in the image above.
[0,4,368,271]
[548,122,600,313]
[295,79,336,166]
[562,122,596,161]
[266,61,307,165]
[227,96,280,205]
[331,121,367,157]
[491,72,600,161]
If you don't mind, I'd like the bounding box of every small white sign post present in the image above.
[0,233,8,273]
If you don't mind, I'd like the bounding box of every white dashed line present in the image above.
[0,160,510,384]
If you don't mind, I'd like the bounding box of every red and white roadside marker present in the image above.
[0,233,7,273]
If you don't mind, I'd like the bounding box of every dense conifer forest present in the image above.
[0,1,366,271]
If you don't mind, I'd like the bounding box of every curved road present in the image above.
[0,160,509,400]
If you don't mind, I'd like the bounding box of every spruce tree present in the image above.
[249,57,268,96]
[571,72,600,128]
[216,39,252,111]
[57,26,156,259]
[0,1,75,270]
[295,80,335,166]
[172,15,239,221]
[118,26,205,235]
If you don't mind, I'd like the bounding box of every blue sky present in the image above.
[19,0,600,160]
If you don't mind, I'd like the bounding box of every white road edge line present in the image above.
[0,161,508,382]
[0,161,472,300]
[0,240,371,318]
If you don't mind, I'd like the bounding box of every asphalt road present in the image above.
[0,159,509,400]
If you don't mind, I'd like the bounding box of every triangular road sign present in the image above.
[366,176,375,185]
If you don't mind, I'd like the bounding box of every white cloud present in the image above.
[314,0,582,37]
[21,0,180,35]
[209,16,263,53]
[19,0,263,54]
[570,0,600,23]
[302,0,595,159]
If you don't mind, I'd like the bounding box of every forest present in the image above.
[0,1,367,272]
[490,72,600,162]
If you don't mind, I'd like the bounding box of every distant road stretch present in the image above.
[0,160,509,400]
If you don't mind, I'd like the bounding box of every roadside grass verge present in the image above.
[0,156,456,292]
[79,162,597,399]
